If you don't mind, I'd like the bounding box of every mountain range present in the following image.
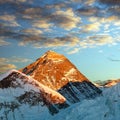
[0,51,120,120]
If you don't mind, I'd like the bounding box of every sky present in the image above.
[0,0,120,82]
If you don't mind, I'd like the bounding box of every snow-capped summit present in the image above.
[20,50,102,104]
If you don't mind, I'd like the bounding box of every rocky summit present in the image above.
[20,50,102,104]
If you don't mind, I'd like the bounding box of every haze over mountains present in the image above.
[0,51,120,120]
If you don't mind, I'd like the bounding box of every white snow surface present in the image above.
[64,68,77,77]
[0,70,120,120]
[48,83,120,120]
[0,69,17,80]
[0,69,66,103]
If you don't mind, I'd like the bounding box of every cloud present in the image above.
[99,0,120,4]
[0,57,32,63]
[0,0,120,50]
[77,7,98,16]
[0,14,15,21]
[22,6,81,30]
[78,34,114,48]
[0,39,11,46]
[0,57,32,73]
[32,20,53,29]
[21,28,43,35]
[82,22,101,32]
[18,35,80,48]
[0,64,16,73]
[87,35,113,45]
[0,14,20,27]
[0,0,27,3]
[51,8,81,30]
[67,47,80,54]
[90,16,119,23]
[21,7,52,20]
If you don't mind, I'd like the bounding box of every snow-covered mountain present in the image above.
[94,79,120,87]
[0,69,119,120]
[0,70,68,119]
[20,50,102,104]
[1,51,119,120]
[104,79,120,87]
[47,82,120,120]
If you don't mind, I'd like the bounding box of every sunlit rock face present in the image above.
[21,50,89,90]
[21,50,102,103]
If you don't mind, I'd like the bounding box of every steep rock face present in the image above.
[48,82,120,120]
[0,70,67,117]
[58,81,102,104]
[20,50,88,90]
[20,51,102,103]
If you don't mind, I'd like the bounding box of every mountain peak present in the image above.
[20,51,89,90]
[0,70,66,104]
[41,50,65,61]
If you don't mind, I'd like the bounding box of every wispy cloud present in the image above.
[51,8,81,30]
[0,39,11,46]
[0,57,32,73]
[0,64,16,73]
[0,14,20,27]
[82,22,101,32]
[67,47,80,54]
[99,0,120,4]
[21,28,43,35]
[19,35,80,48]
[32,20,53,29]
[0,57,32,63]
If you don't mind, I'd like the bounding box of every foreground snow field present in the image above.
[48,83,120,120]
[0,70,120,120]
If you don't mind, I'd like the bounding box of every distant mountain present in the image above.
[0,70,68,119]
[48,82,120,120]
[95,79,120,87]
[20,50,102,104]
[104,79,120,87]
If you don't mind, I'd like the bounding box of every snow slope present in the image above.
[0,70,67,119]
[0,69,119,120]
[48,82,120,120]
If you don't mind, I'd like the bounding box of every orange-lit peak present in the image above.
[41,50,65,61]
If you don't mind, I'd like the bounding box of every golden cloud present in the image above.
[0,57,32,64]
[87,35,114,46]
[0,14,20,27]
[18,35,80,48]
[32,20,53,29]
[51,8,81,30]
[0,64,16,73]
[82,22,101,32]
[0,14,16,21]
[21,28,43,35]
[89,16,119,23]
